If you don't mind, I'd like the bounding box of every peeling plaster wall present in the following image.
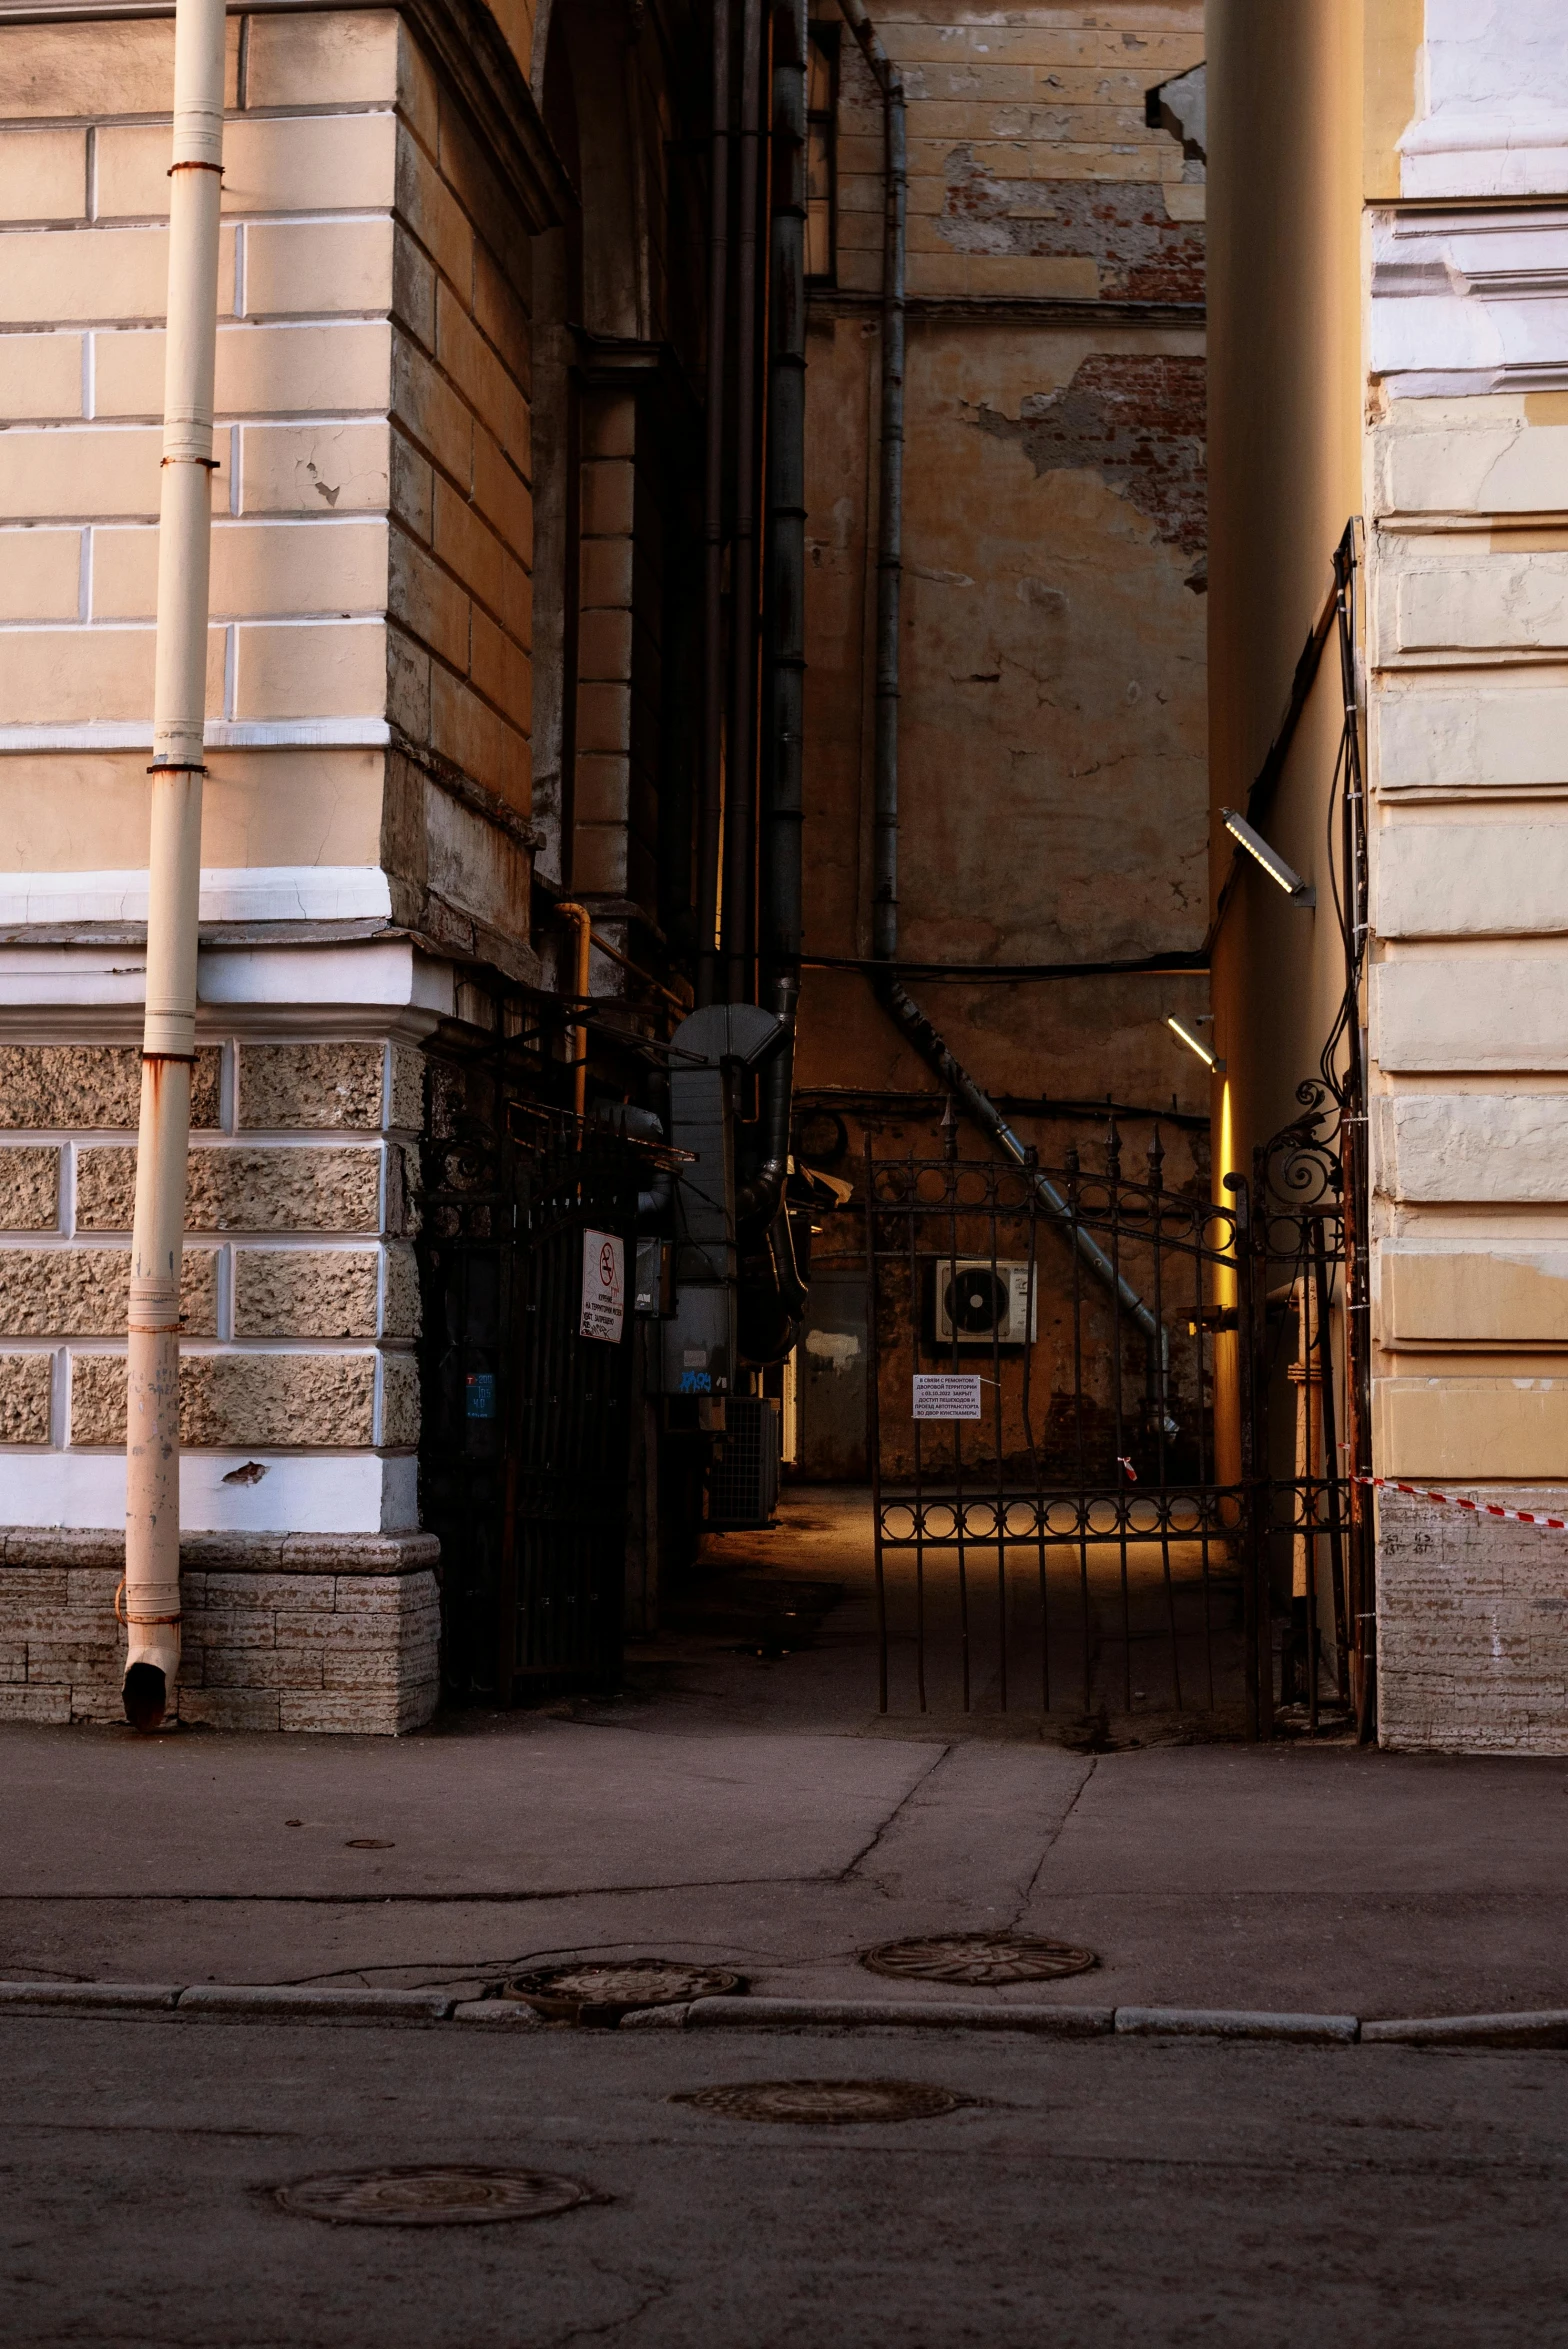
[800,0,1209,1138]
[797,0,1209,1480]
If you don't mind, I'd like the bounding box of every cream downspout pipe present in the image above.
[122,0,226,1731]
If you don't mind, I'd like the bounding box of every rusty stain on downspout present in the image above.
[121,0,226,1732]
[558,901,593,1128]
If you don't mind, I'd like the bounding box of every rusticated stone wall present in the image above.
[0,1531,439,1733]
[0,1038,421,1463]
[0,1033,435,1731]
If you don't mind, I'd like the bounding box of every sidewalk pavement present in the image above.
[3,1490,1565,2019]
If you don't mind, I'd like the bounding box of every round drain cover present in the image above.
[675,2079,968,2126]
[276,2165,592,2227]
[862,1932,1097,1985]
[503,1959,745,2025]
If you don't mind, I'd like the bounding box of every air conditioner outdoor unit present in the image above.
[931,1260,1037,1347]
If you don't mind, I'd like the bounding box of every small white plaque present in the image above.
[580,1228,626,1343]
[913,1373,982,1421]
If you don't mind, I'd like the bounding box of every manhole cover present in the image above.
[503,1959,745,2024]
[862,1932,1098,1985]
[275,2165,592,2227]
[674,2079,969,2126]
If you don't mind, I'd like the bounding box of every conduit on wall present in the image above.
[121,0,226,1730]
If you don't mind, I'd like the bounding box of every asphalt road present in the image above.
[3,2013,1563,2348]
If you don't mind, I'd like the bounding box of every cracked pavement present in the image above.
[2,1490,1566,2017]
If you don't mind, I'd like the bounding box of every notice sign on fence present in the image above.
[580,1229,626,1343]
[913,1373,982,1421]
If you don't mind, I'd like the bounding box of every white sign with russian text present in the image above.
[580,1228,626,1343]
[912,1373,982,1421]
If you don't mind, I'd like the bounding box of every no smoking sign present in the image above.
[579,1228,627,1343]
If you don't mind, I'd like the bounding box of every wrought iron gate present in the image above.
[1240,1083,1370,1740]
[421,1068,642,1704]
[858,1105,1362,1736]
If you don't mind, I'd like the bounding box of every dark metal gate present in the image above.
[421,1070,642,1705]
[859,1104,1362,1737]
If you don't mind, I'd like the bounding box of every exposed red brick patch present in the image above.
[965,356,1208,572]
[940,151,1205,305]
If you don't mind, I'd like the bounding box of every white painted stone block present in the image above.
[1373,683,1568,793]
[1373,1091,1568,1202]
[1372,955,1568,1070]
[1399,0,1568,203]
[1380,421,1568,517]
[1393,555,1568,656]
[1374,821,1568,937]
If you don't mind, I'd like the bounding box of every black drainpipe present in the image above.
[723,0,765,1005]
[697,0,732,1010]
[835,0,905,959]
[738,0,806,1229]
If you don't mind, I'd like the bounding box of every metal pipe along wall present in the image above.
[122,0,226,1730]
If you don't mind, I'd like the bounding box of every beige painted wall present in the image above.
[0,9,536,956]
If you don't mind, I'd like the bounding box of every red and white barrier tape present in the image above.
[1354,1475,1568,1532]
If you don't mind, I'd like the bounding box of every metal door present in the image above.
[421,1069,642,1704]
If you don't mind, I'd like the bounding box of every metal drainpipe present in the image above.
[723,0,764,1004]
[697,0,732,1011]
[121,0,226,1732]
[835,0,904,959]
[765,0,805,996]
[558,902,593,1127]
[838,0,1170,1399]
[730,0,807,1227]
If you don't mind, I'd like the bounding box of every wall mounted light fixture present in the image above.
[1222,807,1315,906]
[1167,1014,1225,1073]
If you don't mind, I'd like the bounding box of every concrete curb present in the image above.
[0,1981,180,2010]
[175,1986,455,2021]
[1360,2011,1568,2049]
[0,1981,1565,2049]
[1115,2007,1359,2045]
[667,1997,1116,2036]
[451,1998,546,2027]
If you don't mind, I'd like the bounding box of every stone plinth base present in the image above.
[0,1531,440,1733]
[1377,1488,1568,1754]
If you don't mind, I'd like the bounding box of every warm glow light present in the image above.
[1166,1014,1224,1073]
[1221,807,1315,904]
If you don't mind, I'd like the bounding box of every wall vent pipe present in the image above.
[122,0,226,1730]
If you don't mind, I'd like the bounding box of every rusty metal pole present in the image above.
[121,0,226,1731]
[558,902,593,1128]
